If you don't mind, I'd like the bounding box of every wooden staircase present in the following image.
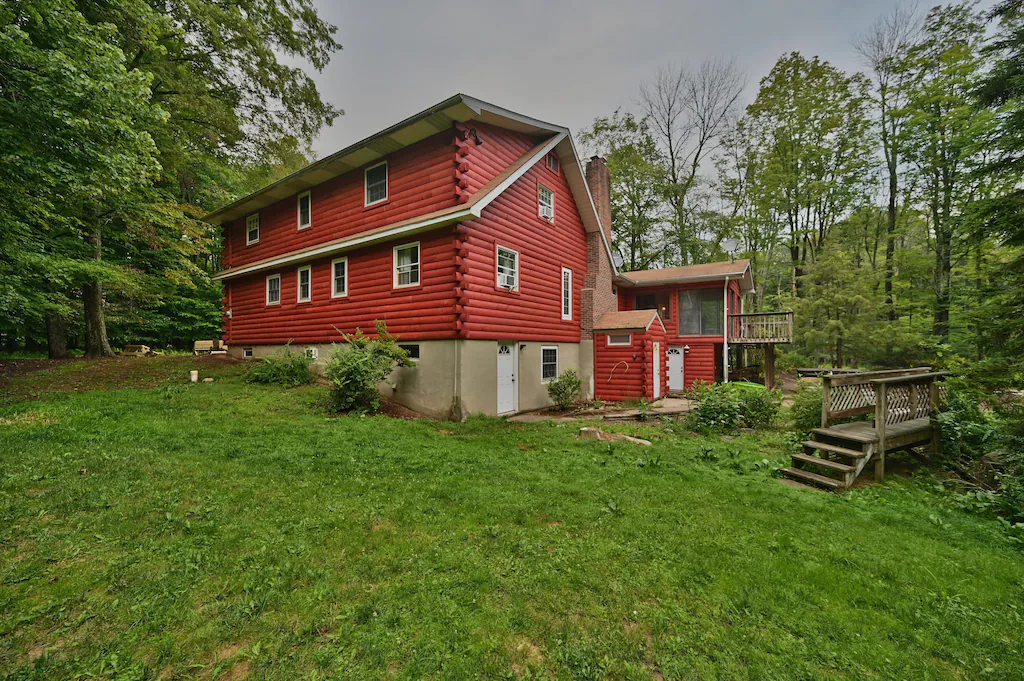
[781,426,876,491]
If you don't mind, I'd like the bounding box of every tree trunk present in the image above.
[83,222,114,358]
[933,222,952,341]
[46,311,69,359]
[884,167,897,323]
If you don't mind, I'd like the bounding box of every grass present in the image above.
[1,361,1023,679]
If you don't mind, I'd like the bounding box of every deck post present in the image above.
[929,377,941,457]
[765,343,775,391]
[821,375,832,428]
[874,381,888,482]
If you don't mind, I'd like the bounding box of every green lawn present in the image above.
[1,361,1022,680]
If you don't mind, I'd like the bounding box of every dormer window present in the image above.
[365,161,388,206]
[538,185,554,222]
[297,191,311,229]
[246,214,259,245]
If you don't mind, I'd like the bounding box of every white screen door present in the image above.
[668,346,685,392]
[652,341,662,399]
[497,342,517,414]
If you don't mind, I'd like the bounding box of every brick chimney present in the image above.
[585,156,613,246]
[581,156,618,342]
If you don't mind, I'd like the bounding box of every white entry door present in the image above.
[652,341,662,399]
[668,346,685,392]
[497,342,517,414]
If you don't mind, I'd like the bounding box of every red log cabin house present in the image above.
[206,94,792,418]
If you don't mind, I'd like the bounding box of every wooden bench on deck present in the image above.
[781,367,947,491]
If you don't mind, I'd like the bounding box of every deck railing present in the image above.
[820,367,947,428]
[728,311,794,344]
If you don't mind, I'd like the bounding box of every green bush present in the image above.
[323,321,414,413]
[546,369,582,411]
[687,381,781,432]
[245,346,315,386]
[790,381,823,433]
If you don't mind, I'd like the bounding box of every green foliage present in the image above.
[245,347,315,387]
[323,321,413,413]
[687,381,782,432]
[580,111,667,270]
[545,369,582,411]
[790,382,824,433]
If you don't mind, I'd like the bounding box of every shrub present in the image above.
[546,369,582,411]
[245,346,315,386]
[323,321,414,413]
[790,381,823,433]
[686,381,781,432]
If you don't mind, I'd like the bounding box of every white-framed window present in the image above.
[607,333,632,346]
[297,265,311,303]
[393,242,420,288]
[538,184,555,221]
[297,191,311,230]
[246,214,260,245]
[243,348,254,358]
[331,257,348,298]
[541,346,558,382]
[546,153,560,174]
[399,343,420,359]
[496,245,519,290]
[305,347,318,361]
[266,273,281,305]
[561,267,572,320]
[365,161,388,206]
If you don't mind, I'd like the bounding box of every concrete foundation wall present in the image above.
[231,339,584,419]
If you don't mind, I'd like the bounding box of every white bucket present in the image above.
[190,370,199,383]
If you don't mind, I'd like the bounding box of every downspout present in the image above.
[723,276,730,384]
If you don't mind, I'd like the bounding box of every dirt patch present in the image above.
[378,397,427,420]
[226,659,251,681]
[509,637,544,677]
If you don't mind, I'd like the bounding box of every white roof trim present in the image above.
[469,133,565,217]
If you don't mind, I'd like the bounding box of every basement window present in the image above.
[297,191,311,229]
[394,242,420,288]
[538,184,555,221]
[246,214,259,245]
[243,348,254,358]
[607,333,631,346]
[399,343,420,359]
[542,346,558,382]
[266,274,281,305]
[305,347,318,361]
[365,161,388,206]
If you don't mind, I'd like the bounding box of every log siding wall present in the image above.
[225,229,458,345]
[457,131,588,342]
[224,130,459,270]
[617,280,742,386]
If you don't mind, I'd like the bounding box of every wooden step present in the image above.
[780,467,844,490]
[792,453,855,474]
[802,440,867,459]
[811,426,877,444]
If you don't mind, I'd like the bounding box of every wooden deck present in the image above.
[781,369,946,491]
[812,417,934,447]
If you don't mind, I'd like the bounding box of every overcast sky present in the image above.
[307,0,998,157]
